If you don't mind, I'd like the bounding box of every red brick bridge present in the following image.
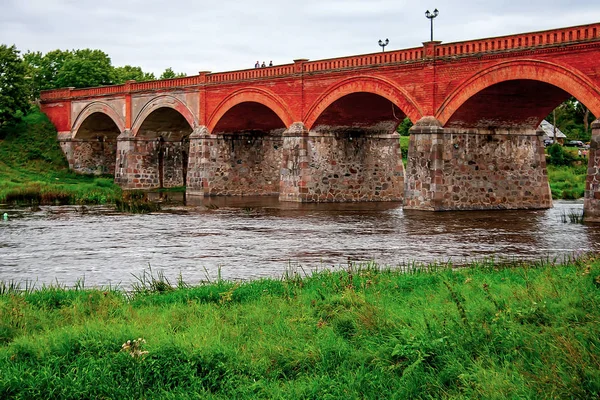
[40,23,600,220]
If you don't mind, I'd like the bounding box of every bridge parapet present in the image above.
[436,22,600,58]
[70,84,126,98]
[40,76,205,101]
[40,87,74,101]
[130,75,202,90]
[303,47,424,73]
[207,64,296,82]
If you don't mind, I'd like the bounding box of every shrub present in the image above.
[547,143,575,166]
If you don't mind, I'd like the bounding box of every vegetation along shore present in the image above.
[1,257,599,398]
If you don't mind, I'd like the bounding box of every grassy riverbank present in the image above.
[547,164,587,200]
[0,110,121,205]
[1,257,599,398]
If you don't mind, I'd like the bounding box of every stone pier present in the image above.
[115,131,189,189]
[187,128,283,197]
[584,119,600,222]
[58,132,117,175]
[279,123,404,202]
[404,117,552,211]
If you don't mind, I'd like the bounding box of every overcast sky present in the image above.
[2,0,600,76]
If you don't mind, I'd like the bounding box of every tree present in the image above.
[54,49,114,89]
[24,49,158,95]
[0,44,30,128]
[546,97,596,142]
[23,49,72,98]
[113,65,155,84]
[396,117,413,136]
[159,67,186,80]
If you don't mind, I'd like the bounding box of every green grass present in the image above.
[547,164,587,200]
[1,257,599,398]
[0,110,122,205]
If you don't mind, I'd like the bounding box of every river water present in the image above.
[0,197,599,288]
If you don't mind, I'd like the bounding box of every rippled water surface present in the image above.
[1,197,599,287]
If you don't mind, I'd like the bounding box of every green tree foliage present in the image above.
[113,65,156,84]
[546,97,596,142]
[54,49,114,89]
[23,49,157,96]
[396,117,413,136]
[23,49,72,98]
[0,44,30,129]
[159,67,186,79]
[546,143,575,166]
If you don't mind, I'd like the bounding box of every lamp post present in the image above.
[378,38,389,52]
[425,9,439,41]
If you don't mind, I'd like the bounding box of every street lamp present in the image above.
[425,8,439,41]
[378,38,389,52]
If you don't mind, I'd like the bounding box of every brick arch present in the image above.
[72,102,125,137]
[207,88,294,132]
[436,59,600,126]
[304,75,423,131]
[132,95,196,136]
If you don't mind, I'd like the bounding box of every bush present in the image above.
[397,117,413,136]
[547,143,575,166]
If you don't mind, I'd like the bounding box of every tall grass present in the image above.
[547,163,587,200]
[1,257,599,398]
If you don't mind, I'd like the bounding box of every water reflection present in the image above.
[0,198,598,288]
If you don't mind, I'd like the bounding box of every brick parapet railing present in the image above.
[435,22,600,58]
[39,22,600,102]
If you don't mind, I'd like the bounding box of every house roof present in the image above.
[537,120,567,139]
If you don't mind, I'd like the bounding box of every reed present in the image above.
[114,190,161,214]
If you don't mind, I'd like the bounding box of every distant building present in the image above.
[537,120,566,144]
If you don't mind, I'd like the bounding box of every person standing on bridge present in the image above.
[255,61,260,68]
[261,61,266,68]
[269,61,273,67]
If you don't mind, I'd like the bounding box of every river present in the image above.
[0,197,598,288]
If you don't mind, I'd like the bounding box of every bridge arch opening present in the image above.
[71,112,120,175]
[311,92,407,135]
[134,107,194,189]
[212,101,288,135]
[444,80,574,131]
[437,60,600,128]
[204,101,287,196]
